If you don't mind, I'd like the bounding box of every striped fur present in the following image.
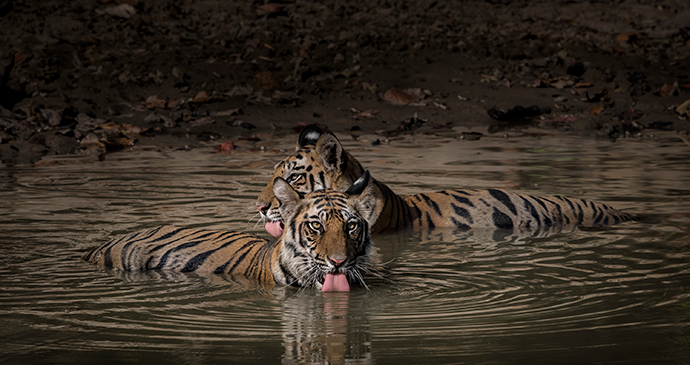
[256,128,634,234]
[84,174,378,290]
[256,128,365,224]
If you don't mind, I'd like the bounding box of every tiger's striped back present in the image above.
[82,226,281,283]
[374,187,633,233]
[256,127,634,236]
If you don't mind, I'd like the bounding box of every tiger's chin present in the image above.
[265,220,284,238]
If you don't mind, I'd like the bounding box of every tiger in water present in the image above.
[256,125,634,238]
[83,173,381,292]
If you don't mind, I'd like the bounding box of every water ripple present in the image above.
[1,136,690,363]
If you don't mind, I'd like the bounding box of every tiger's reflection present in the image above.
[280,291,372,365]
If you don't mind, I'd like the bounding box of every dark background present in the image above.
[1,0,689,164]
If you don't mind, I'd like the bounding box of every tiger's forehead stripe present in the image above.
[304,191,351,222]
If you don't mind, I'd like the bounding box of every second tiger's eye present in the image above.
[287,174,303,184]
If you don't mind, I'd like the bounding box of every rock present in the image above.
[103,4,136,19]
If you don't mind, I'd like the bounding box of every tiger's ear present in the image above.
[345,170,370,195]
[315,132,345,172]
[273,177,301,218]
[297,124,323,150]
[346,170,381,226]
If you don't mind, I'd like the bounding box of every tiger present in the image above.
[258,124,366,237]
[256,125,634,238]
[83,171,380,292]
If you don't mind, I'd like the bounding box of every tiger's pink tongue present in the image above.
[321,273,350,292]
[265,221,283,238]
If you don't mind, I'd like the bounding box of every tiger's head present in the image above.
[273,170,379,291]
[258,125,365,237]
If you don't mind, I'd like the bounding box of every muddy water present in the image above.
[1,130,689,364]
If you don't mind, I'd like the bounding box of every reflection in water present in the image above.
[1,131,690,363]
[282,292,371,364]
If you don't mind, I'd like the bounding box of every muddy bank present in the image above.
[1,0,689,165]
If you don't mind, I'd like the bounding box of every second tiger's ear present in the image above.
[297,124,323,150]
[315,132,345,172]
[346,170,380,226]
[345,170,370,196]
[273,177,301,218]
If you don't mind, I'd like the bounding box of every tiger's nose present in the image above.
[328,256,346,268]
[256,204,269,214]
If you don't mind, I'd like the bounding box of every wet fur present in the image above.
[84,176,378,289]
[256,129,633,234]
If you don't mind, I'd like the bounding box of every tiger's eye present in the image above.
[287,174,303,183]
[347,222,358,231]
[309,221,322,232]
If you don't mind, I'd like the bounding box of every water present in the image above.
[1,129,690,364]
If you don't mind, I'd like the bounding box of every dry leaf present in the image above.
[382,88,415,105]
[658,83,677,97]
[575,82,593,88]
[99,121,121,129]
[168,98,185,109]
[104,4,136,19]
[616,32,638,43]
[256,71,279,91]
[214,108,243,117]
[189,116,214,127]
[354,109,379,119]
[143,95,167,109]
[40,109,62,126]
[551,80,569,89]
[589,105,604,115]
[114,137,136,147]
[192,91,211,103]
[79,133,104,149]
[216,139,235,154]
[360,82,377,93]
[299,48,310,59]
[402,88,431,100]
[676,99,690,115]
[121,123,143,134]
[257,3,283,15]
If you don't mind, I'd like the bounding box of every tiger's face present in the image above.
[273,171,378,291]
[257,131,364,237]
